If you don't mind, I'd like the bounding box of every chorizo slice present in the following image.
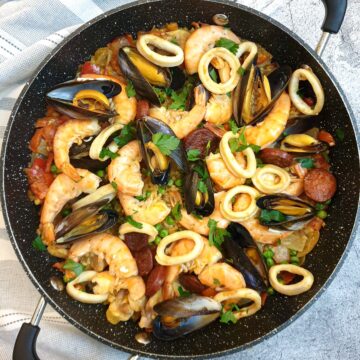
[134,247,153,276]
[304,168,336,202]
[183,128,219,158]
[259,148,293,168]
[179,274,207,294]
[146,265,166,297]
[124,232,149,251]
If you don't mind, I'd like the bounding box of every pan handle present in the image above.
[13,297,46,360]
[321,0,347,34]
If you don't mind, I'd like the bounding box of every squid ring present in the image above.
[198,47,241,94]
[155,230,204,266]
[235,41,258,70]
[220,185,259,222]
[66,271,109,304]
[269,264,314,296]
[136,34,184,67]
[252,164,291,194]
[119,222,158,242]
[289,68,324,115]
[72,184,116,211]
[220,131,257,178]
[89,123,123,161]
[214,288,262,319]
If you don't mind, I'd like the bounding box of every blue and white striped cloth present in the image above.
[0,1,360,359]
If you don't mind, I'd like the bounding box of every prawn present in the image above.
[68,233,138,279]
[184,25,240,74]
[108,140,143,196]
[40,169,100,245]
[114,276,146,312]
[139,290,163,329]
[282,163,307,196]
[198,263,246,290]
[148,85,206,139]
[245,92,291,148]
[206,153,245,189]
[53,119,101,181]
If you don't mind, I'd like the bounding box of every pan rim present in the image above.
[1,0,359,358]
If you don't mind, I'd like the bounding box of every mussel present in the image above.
[233,64,291,126]
[280,133,328,154]
[55,197,118,244]
[184,161,215,216]
[257,194,315,231]
[46,78,121,119]
[137,116,187,185]
[223,223,268,292]
[152,295,221,340]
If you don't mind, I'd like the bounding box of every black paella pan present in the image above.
[1,0,359,359]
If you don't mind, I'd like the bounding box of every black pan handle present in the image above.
[13,323,40,360]
[321,0,347,33]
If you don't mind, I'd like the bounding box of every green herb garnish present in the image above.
[197,180,207,193]
[113,123,136,148]
[152,133,180,156]
[126,216,143,229]
[63,259,84,277]
[215,37,239,55]
[220,311,237,324]
[208,219,229,250]
[238,67,246,76]
[171,202,182,221]
[178,286,191,297]
[187,149,201,162]
[229,119,239,134]
[135,190,151,202]
[111,181,118,191]
[99,148,118,160]
[32,235,46,252]
[260,209,286,224]
[335,128,345,142]
[296,157,315,169]
[126,80,136,98]
[209,68,218,82]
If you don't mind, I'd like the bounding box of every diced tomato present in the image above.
[33,157,46,170]
[318,130,335,146]
[303,97,315,107]
[53,262,65,272]
[29,129,44,152]
[279,271,296,285]
[80,61,101,75]
[25,162,54,201]
[45,153,54,173]
[313,154,330,171]
[261,292,268,305]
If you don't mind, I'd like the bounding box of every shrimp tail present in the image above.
[41,223,55,245]
[61,163,81,182]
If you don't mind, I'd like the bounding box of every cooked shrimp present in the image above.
[148,85,206,139]
[69,233,138,279]
[245,92,291,148]
[40,170,100,245]
[282,163,307,196]
[205,94,232,125]
[54,119,101,181]
[184,25,240,74]
[240,218,292,245]
[139,290,163,329]
[206,153,245,189]
[114,276,146,312]
[179,192,229,235]
[198,263,246,290]
[106,290,133,324]
[108,140,143,196]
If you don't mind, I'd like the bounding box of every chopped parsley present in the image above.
[208,219,229,250]
[205,140,211,156]
[228,126,260,153]
[209,68,218,83]
[113,123,136,148]
[126,216,143,229]
[111,181,118,191]
[260,209,286,224]
[229,119,239,134]
[197,180,207,193]
[187,149,201,162]
[296,157,315,169]
[99,148,118,160]
[170,38,179,45]
[171,202,182,221]
[215,37,239,55]
[256,157,265,168]
[237,67,246,76]
[152,133,180,156]
[135,190,151,202]
[125,80,136,98]
[213,278,221,286]
[32,235,46,252]
[219,303,241,324]
[335,128,345,142]
[178,286,191,297]
[63,259,84,277]
[193,164,209,180]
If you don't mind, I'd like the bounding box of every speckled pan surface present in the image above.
[1,0,359,358]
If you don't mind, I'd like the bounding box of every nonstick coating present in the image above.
[1,0,359,358]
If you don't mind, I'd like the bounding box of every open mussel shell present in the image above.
[153,295,221,340]
[280,133,328,154]
[184,161,215,216]
[233,64,291,126]
[257,194,315,230]
[46,79,121,119]
[223,223,268,292]
[137,116,188,184]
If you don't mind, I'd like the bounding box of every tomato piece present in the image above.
[29,129,44,153]
[45,153,54,173]
[280,271,296,285]
[81,61,101,75]
[261,292,268,305]
[303,97,315,107]
[318,130,335,146]
[33,157,46,170]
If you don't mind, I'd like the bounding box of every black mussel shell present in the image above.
[137,116,187,184]
[184,161,215,216]
[46,79,121,119]
[70,157,110,172]
[277,117,317,143]
[257,194,315,229]
[169,66,186,90]
[223,223,268,292]
[69,136,95,159]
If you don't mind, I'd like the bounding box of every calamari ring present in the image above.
[119,222,158,242]
[155,230,204,266]
[198,47,240,94]
[72,184,116,211]
[289,68,324,115]
[220,185,259,222]
[214,288,262,319]
[236,41,258,70]
[66,271,109,304]
[220,131,257,178]
[252,164,291,194]
[89,123,123,161]
[269,264,314,296]
[136,34,184,67]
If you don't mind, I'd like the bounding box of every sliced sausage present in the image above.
[304,168,337,202]
[146,265,166,297]
[136,99,149,119]
[134,247,153,276]
[312,154,330,171]
[124,232,149,251]
[183,128,219,158]
[259,148,293,168]
[179,274,207,294]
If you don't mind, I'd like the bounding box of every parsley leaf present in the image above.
[335,128,345,142]
[126,216,143,229]
[113,123,136,148]
[256,157,265,168]
[260,209,286,224]
[220,310,237,324]
[170,38,179,45]
[135,190,151,202]
[209,68,218,83]
[208,219,229,250]
[193,164,209,180]
[205,140,211,156]
[213,278,221,286]
[215,37,239,55]
[99,148,118,160]
[32,235,46,251]
[63,259,84,277]
[171,202,182,221]
[126,80,136,98]
[178,286,191,297]
[296,157,315,169]
[153,87,168,104]
[237,67,246,76]
[249,144,261,153]
[197,180,207,193]
[152,133,180,156]
[229,119,239,134]
[187,149,201,162]
[111,181,118,191]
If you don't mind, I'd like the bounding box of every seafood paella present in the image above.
[26,16,338,341]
